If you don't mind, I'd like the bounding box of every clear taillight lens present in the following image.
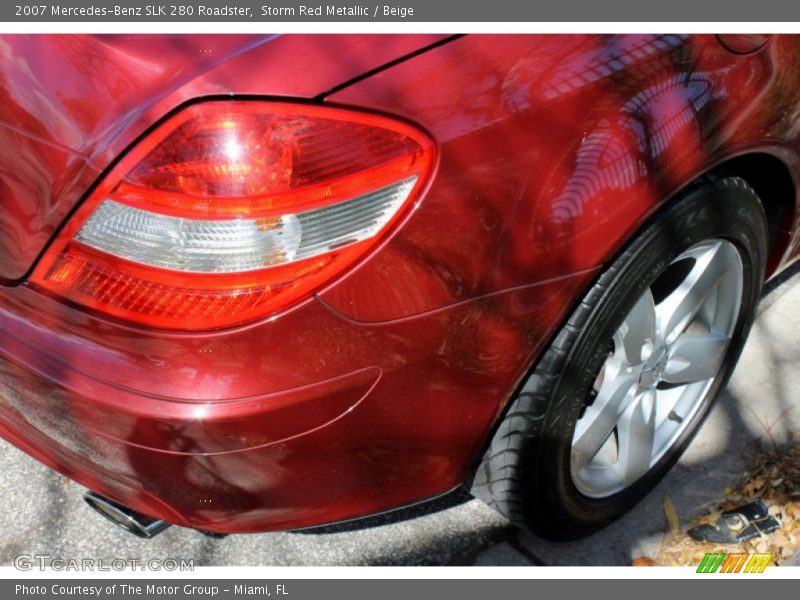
[30,101,435,330]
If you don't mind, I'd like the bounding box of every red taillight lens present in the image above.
[30,101,435,330]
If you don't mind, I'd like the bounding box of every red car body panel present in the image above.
[321,34,800,321]
[0,33,798,532]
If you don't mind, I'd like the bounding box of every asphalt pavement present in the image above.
[0,263,798,567]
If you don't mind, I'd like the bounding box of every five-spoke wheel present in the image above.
[571,239,743,497]
[472,176,768,539]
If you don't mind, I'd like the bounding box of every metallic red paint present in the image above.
[321,34,800,320]
[0,34,797,533]
[0,270,595,531]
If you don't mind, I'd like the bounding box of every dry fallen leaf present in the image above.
[696,509,721,526]
[632,556,656,566]
[664,496,680,535]
[744,479,766,496]
[648,437,800,566]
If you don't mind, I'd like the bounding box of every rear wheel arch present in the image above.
[711,152,796,276]
[467,171,771,538]
[464,151,794,507]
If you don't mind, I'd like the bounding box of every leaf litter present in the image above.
[633,437,800,566]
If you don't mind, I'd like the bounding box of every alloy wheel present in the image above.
[570,238,744,498]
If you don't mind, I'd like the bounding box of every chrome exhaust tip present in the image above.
[83,491,171,539]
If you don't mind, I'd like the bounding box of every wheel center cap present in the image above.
[640,346,668,388]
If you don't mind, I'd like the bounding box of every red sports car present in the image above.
[0,33,796,540]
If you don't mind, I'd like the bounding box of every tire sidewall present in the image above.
[531,178,768,538]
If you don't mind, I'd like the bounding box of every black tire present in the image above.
[469,175,769,540]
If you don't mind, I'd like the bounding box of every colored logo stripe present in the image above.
[696,552,772,573]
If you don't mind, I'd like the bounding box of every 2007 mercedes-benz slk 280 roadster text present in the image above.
[0,33,797,539]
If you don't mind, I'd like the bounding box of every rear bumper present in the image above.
[0,270,595,533]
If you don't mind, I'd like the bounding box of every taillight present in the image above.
[30,101,435,330]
